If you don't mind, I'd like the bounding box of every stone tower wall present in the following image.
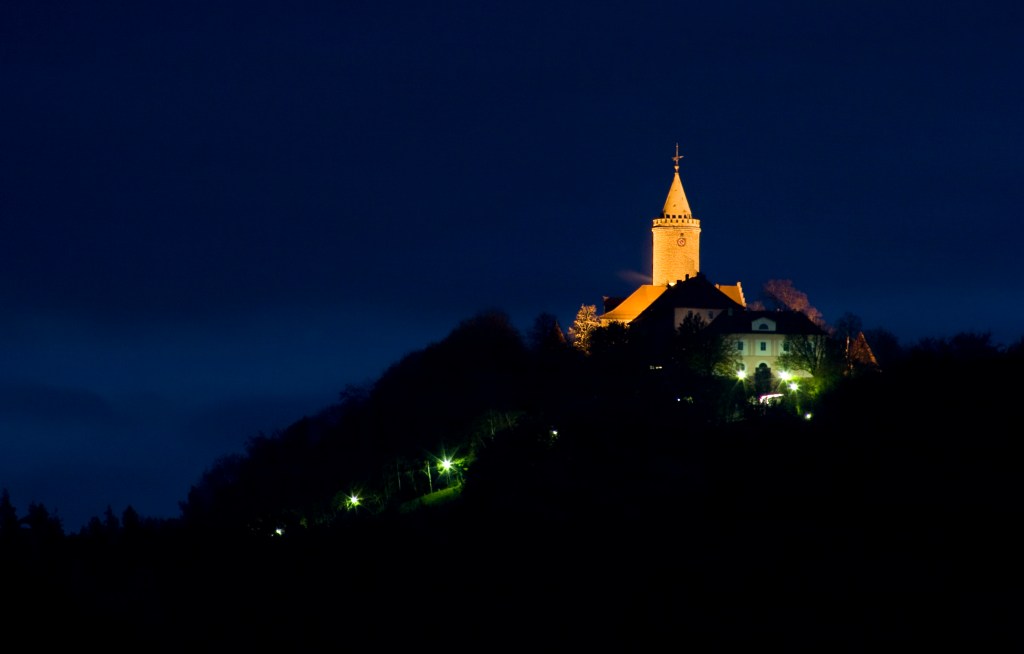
[652,217,701,286]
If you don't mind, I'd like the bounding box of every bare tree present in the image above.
[831,311,863,340]
[760,279,825,327]
[778,333,842,378]
[568,304,600,354]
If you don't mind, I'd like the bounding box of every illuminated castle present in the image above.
[651,144,701,286]
[600,144,746,328]
[599,146,825,378]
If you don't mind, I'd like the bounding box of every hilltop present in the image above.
[3,310,1021,648]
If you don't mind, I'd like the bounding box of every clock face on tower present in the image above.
[676,237,686,247]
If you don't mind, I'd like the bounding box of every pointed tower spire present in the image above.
[651,143,701,286]
[662,143,692,219]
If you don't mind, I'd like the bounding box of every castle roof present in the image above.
[715,283,746,307]
[599,285,667,324]
[652,274,745,314]
[600,273,744,326]
[660,147,692,219]
[707,309,827,336]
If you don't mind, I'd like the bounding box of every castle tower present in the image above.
[651,144,701,286]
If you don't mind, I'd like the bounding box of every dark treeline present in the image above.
[2,310,1021,648]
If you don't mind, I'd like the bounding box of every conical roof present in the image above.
[660,144,692,218]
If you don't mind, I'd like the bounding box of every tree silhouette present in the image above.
[753,362,773,396]
[832,311,863,342]
[863,327,903,369]
[103,505,120,534]
[528,311,567,352]
[0,488,19,542]
[671,312,740,378]
[21,502,63,541]
[121,505,141,533]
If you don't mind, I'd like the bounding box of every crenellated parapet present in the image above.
[652,215,700,227]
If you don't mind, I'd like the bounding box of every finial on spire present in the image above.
[672,143,683,171]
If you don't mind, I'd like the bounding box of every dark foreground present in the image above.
[11,429,1018,651]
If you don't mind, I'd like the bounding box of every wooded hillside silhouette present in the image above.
[2,310,1020,648]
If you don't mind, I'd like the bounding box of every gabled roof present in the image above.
[715,282,746,307]
[599,285,667,324]
[600,273,745,326]
[707,309,827,336]
[649,274,746,315]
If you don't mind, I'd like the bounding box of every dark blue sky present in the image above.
[2,0,1022,530]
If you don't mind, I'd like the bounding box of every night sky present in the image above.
[2,1,1022,531]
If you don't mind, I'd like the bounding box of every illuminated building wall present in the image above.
[651,147,700,286]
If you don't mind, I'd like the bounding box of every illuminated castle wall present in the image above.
[651,145,700,286]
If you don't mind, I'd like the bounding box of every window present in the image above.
[783,342,790,352]
[760,342,767,352]
[758,324,769,331]
[737,341,744,351]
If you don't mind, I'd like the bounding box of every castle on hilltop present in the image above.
[598,146,825,379]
